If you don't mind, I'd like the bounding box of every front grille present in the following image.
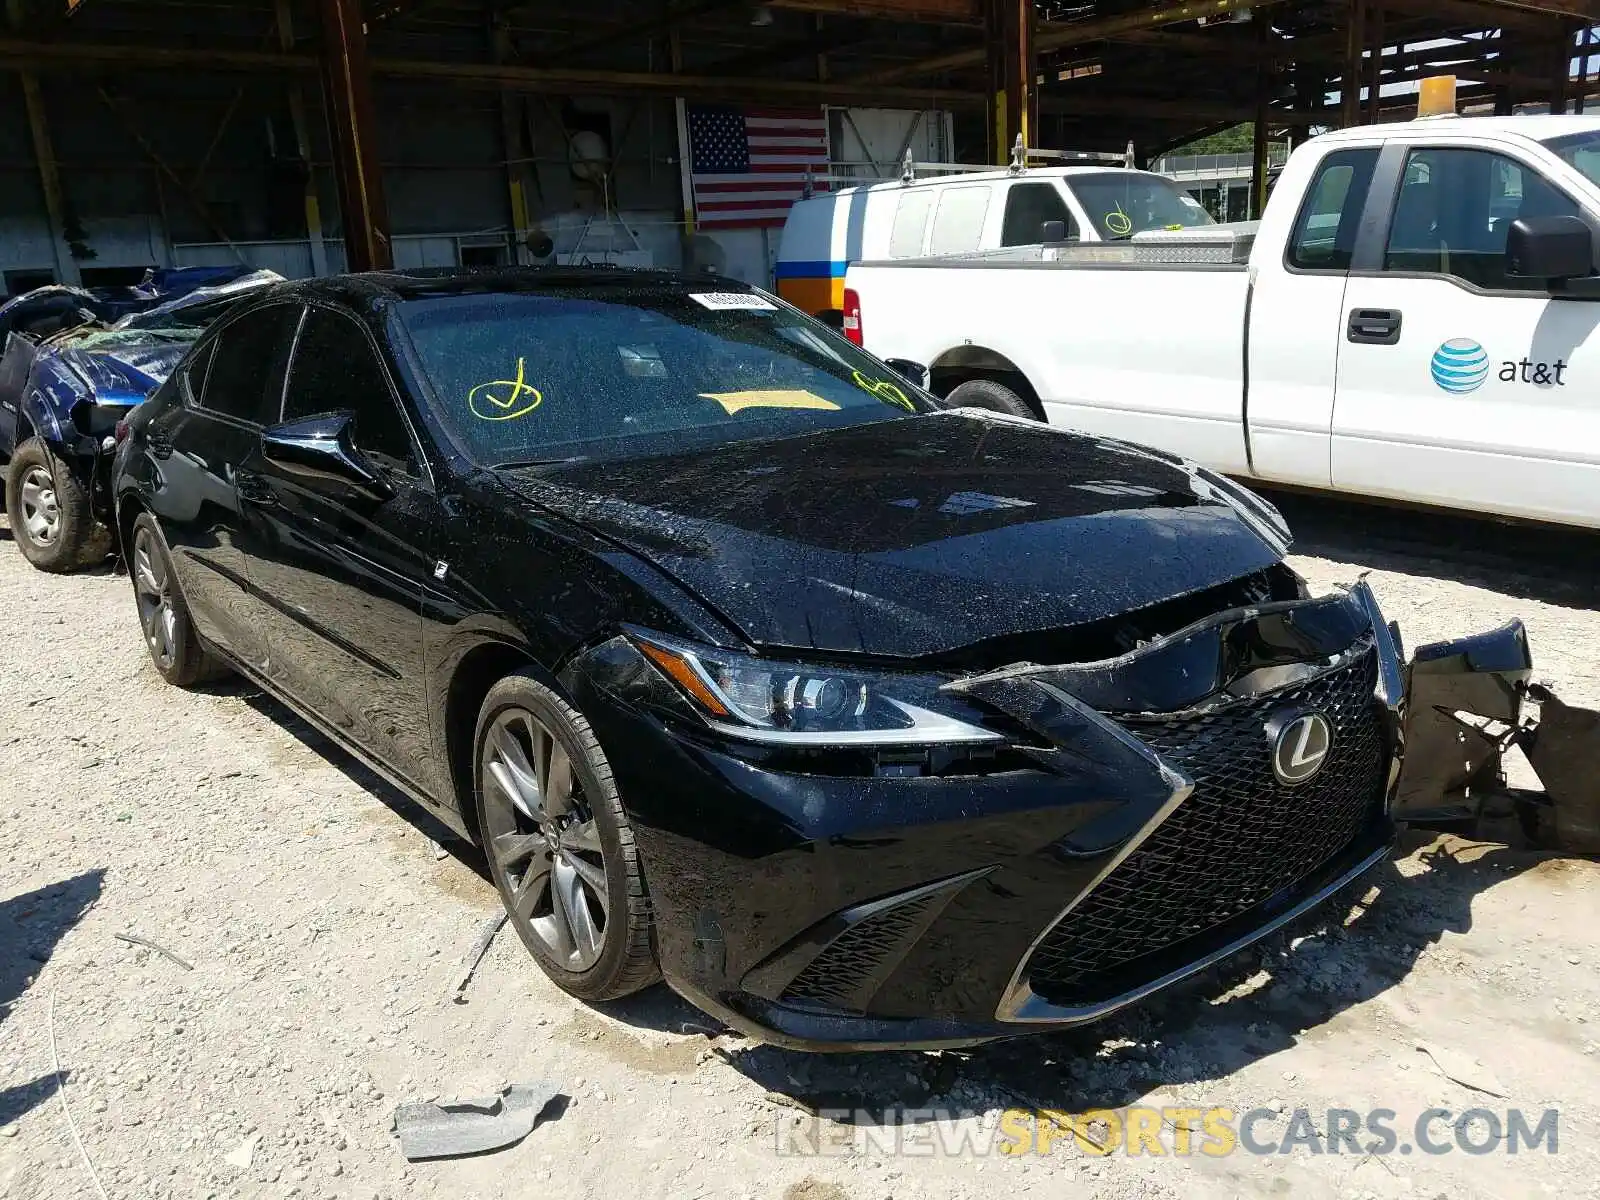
[780,894,938,1011]
[1027,647,1386,1007]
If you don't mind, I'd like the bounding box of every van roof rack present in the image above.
[798,137,1136,198]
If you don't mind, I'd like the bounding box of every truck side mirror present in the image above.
[1507,215,1595,281]
[1040,220,1068,244]
[883,357,930,390]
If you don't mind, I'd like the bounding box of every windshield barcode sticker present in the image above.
[689,292,777,312]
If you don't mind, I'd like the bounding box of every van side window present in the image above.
[1002,183,1075,246]
[929,185,992,255]
[1286,148,1379,271]
[890,191,934,257]
[1384,147,1581,290]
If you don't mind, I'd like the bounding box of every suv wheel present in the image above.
[4,439,109,572]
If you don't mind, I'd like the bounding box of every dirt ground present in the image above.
[1,491,1597,1200]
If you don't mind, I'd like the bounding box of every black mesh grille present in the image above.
[1027,647,1386,1006]
[780,894,937,1010]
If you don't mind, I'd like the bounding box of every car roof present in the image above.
[257,266,742,310]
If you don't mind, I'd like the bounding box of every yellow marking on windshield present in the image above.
[1104,205,1133,237]
[851,370,915,412]
[468,357,543,421]
[700,390,842,415]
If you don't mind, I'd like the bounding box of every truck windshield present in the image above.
[1066,172,1216,240]
[396,285,935,467]
[1540,130,1600,187]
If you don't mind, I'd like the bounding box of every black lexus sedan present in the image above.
[113,268,1401,1051]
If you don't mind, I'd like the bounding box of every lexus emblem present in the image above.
[1269,711,1333,786]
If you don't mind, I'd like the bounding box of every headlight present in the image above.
[627,629,1003,747]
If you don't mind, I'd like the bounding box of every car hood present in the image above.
[47,341,189,407]
[499,410,1291,659]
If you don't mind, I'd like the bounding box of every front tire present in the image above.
[4,438,110,572]
[473,672,658,1002]
[128,513,231,687]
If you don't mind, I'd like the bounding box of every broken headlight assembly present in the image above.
[627,629,1003,747]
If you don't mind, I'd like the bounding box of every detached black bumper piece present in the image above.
[571,584,1401,1051]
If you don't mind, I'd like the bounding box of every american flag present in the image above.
[687,105,829,229]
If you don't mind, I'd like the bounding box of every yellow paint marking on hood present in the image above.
[700,390,842,415]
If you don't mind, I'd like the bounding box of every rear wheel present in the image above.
[129,514,231,687]
[4,438,110,572]
[944,377,1039,421]
[474,673,658,1001]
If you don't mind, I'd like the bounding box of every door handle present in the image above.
[1347,308,1403,345]
[236,469,275,505]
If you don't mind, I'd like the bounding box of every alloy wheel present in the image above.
[18,465,60,547]
[132,527,178,671]
[481,707,609,971]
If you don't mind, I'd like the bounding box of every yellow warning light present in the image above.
[1418,75,1458,118]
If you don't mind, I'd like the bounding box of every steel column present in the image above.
[319,0,392,272]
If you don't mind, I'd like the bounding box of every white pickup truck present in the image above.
[844,114,1600,530]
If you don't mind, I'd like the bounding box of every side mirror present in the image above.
[1040,220,1069,244]
[1507,215,1595,281]
[261,410,393,501]
[883,357,930,390]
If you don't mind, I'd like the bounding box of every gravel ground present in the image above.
[1,491,1598,1200]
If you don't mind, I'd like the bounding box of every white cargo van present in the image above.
[843,113,1600,531]
[774,150,1213,324]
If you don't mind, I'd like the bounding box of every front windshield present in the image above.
[1541,130,1600,188]
[396,285,934,466]
[1066,172,1215,239]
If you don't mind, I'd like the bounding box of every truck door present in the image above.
[1333,143,1600,527]
[1245,145,1381,489]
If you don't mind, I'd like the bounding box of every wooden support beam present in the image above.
[0,36,984,109]
[1341,0,1366,126]
[860,0,1299,85]
[768,0,979,20]
[319,0,392,271]
[1366,6,1384,122]
[1251,10,1270,219]
[275,0,327,277]
[7,0,77,284]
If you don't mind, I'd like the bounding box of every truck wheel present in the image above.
[4,438,110,573]
[944,378,1039,421]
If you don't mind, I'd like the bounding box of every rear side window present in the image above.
[890,191,934,257]
[283,307,415,468]
[1287,148,1379,271]
[929,185,991,254]
[199,303,302,424]
[1002,182,1075,245]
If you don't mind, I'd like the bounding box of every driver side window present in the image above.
[283,306,417,471]
[1384,146,1582,290]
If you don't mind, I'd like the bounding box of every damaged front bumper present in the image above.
[569,582,1406,1051]
[1397,620,1600,855]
